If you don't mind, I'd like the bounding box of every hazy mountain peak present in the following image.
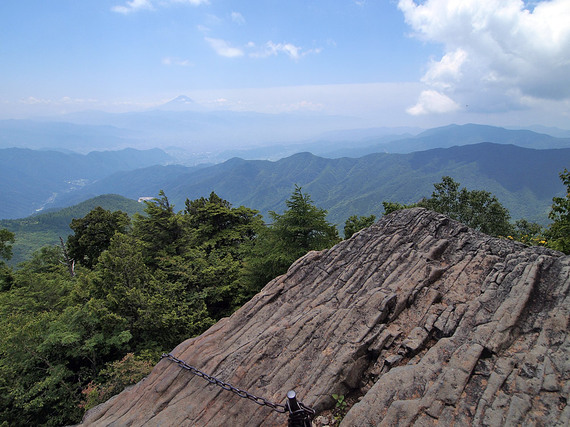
[156,95,201,111]
[171,95,195,104]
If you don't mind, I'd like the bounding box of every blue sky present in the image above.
[1,0,569,128]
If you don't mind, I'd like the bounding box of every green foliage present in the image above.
[132,191,184,267]
[67,207,130,268]
[1,194,145,266]
[343,215,376,239]
[242,185,340,294]
[0,228,15,261]
[80,353,154,411]
[332,393,346,410]
[0,260,91,426]
[273,185,339,251]
[382,201,417,215]
[0,228,15,291]
[546,168,570,253]
[332,393,348,424]
[417,176,513,237]
[511,219,547,247]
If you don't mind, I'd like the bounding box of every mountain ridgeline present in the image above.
[42,143,570,226]
[0,147,172,219]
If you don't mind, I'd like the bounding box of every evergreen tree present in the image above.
[67,207,130,269]
[178,192,264,318]
[546,168,570,253]
[418,176,513,237]
[132,190,184,268]
[242,186,339,293]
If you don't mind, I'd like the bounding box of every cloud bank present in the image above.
[399,0,570,115]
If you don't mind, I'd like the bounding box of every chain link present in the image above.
[161,353,288,413]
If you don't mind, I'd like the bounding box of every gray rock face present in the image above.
[81,208,570,426]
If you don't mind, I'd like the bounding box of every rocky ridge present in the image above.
[81,208,570,426]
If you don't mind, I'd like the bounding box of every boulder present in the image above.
[81,208,570,426]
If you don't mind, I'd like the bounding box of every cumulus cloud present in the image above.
[398,0,570,115]
[112,0,208,14]
[205,37,244,58]
[407,90,460,115]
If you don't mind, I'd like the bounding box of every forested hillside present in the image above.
[0,195,145,265]
[50,143,570,226]
[0,147,172,219]
[0,188,340,426]
[1,170,568,426]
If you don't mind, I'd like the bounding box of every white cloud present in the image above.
[205,37,244,58]
[407,89,460,115]
[112,0,153,14]
[399,0,570,115]
[267,42,301,60]
[250,41,321,60]
[231,11,246,25]
[422,48,467,89]
[112,0,208,14]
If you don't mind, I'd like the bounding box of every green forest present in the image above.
[0,171,569,426]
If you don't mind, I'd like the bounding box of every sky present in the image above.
[1,0,570,129]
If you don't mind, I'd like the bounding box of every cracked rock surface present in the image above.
[80,208,570,426]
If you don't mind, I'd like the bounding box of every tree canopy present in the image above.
[0,228,14,262]
[418,176,513,237]
[67,207,130,269]
[383,176,512,238]
[240,186,340,294]
[546,168,570,253]
[3,174,567,425]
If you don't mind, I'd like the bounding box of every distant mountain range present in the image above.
[2,140,568,263]
[2,122,569,225]
[3,97,569,161]
[0,98,369,154]
[0,147,172,219]
[38,143,570,228]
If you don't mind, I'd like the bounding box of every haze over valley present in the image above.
[1,0,569,262]
[2,3,570,425]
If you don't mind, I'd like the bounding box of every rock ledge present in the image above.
[81,208,570,426]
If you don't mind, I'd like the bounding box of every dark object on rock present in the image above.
[81,208,570,426]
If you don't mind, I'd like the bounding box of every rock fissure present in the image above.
[80,208,569,426]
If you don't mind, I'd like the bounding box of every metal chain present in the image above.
[161,353,288,413]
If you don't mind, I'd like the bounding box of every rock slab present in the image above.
[81,208,570,426]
